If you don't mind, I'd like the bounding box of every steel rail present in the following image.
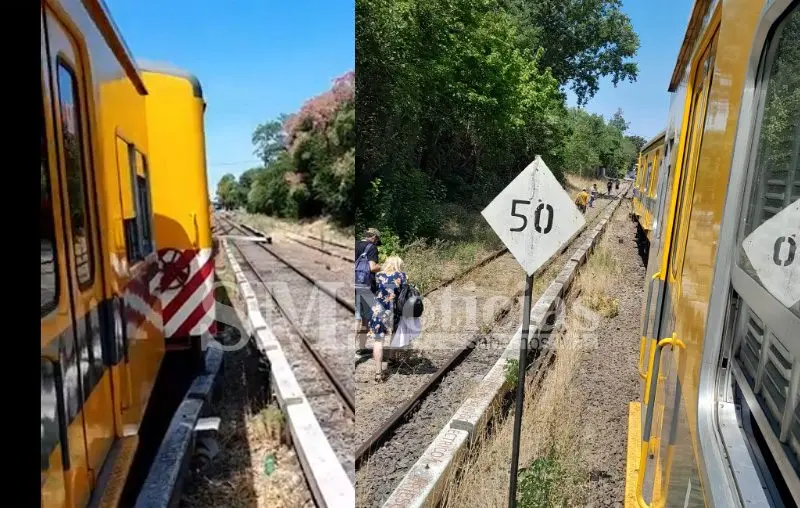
[221,220,355,414]
[224,219,355,314]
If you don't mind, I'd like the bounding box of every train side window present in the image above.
[56,60,95,289]
[135,151,154,256]
[41,357,69,475]
[123,143,142,263]
[42,106,59,316]
[736,3,800,319]
[122,144,154,262]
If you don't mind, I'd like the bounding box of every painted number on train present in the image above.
[481,156,585,276]
[742,198,800,309]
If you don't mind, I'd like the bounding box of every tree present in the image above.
[502,0,640,105]
[356,0,567,240]
[246,72,355,225]
[252,117,287,166]
[609,108,629,133]
[562,107,641,177]
[626,134,647,154]
[216,173,242,210]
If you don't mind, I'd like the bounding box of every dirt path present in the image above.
[571,198,644,506]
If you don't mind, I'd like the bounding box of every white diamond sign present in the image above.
[742,197,800,309]
[481,156,585,276]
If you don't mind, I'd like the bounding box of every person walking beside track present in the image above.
[607,178,613,196]
[575,188,589,214]
[367,255,408,383]
[355,228,381,360]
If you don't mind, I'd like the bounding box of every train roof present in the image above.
[641,129,667,153]
[136,59,204,99]
[669,0,717,92]
[86,0,148,95]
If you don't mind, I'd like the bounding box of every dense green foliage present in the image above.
[562,107,638,178]
[215,72,355,225]
[356,0,642,242]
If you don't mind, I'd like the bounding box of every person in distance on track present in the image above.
[367,255,408,383]
[575,188,589,214]
[355,228,381,360]
[607,178,613,196]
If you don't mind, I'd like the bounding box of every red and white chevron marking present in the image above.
[123,261,162,331]
[157,247,216,338]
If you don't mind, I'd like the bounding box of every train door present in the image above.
[111,133,160,433]
[717,1,800,505]
[638,21,720,508]
[42,13,83,505]
[43,3,117,500]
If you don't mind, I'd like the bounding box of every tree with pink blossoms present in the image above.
[231,70,354,225]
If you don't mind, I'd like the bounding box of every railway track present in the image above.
[354,187,629,506]
[220,217,355,411]
[223,211,354,263]
[217,216,357,484]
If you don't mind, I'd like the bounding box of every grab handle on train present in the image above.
[636,333,685,508]
[191,212,199,249]
[638,272,661,380]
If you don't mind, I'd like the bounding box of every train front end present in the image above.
[138,63,216,360]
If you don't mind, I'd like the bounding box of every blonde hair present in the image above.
[381,255,405,274]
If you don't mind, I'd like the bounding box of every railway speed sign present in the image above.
[481,156,586,276]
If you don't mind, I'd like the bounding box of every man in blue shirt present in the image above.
[355,228,381,358]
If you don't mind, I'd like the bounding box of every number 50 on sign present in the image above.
[481,156,585,276]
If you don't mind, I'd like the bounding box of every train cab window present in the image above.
[41,357,68,475]
[41,110,59,316]
[56,60,94,289]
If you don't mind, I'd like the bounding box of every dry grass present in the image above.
[232,211,354,248]
[439,221,623,507]
[564,173,604,195]
[574,226,621,318]
[440,320,588,507]
[181,250,312,508]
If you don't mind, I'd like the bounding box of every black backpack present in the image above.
[395,283,424,322]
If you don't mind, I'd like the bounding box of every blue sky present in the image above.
[106,0,355,197]
[566,0,694,141]
[107,0,691,196]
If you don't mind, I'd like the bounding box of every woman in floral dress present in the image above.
[367,255,407,382]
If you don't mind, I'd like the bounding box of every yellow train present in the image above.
[631,131,666,263]
[40,0,218,506]
[626,0,799,506]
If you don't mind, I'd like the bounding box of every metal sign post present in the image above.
[480,156,585,507]
[508,273,533,507]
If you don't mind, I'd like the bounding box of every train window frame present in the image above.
[732,2,800,321]
[54,56,95,291]
[123,143,154,263]
[41,96,60,317]
[669,32,718,281]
